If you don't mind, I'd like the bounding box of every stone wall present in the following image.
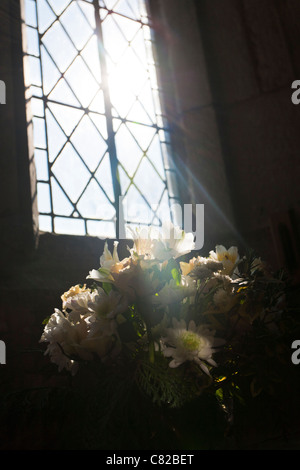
[195,0,300,275]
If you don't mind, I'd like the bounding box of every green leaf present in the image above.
[102,282,112,294]
[215,387,223,402]
[171,268,181,286]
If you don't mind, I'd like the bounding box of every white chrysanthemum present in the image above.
[209,245,239,275]
[180,256,208,276]
[180,256,223,278]
[40,308,92,374]
[161,319,224,374]
[213,287,236,313]
[61,284,91,307]
[63,285,128,320]
[40,300,123,373]
[62,285,102,317]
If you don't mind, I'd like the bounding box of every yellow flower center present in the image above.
[180,331,202,351]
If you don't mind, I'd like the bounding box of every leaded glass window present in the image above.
[23,0,180,238]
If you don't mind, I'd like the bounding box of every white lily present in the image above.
[152,221,195,261]
[209,245,239,275]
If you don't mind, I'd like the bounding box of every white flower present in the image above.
[40,308,92,374]
[100,240,120,269]
[87,241,132,284]
[127,226,159,259]
[40,292,125,373]
[212,287,236,313]
[152,221,195,261]
[209,245,239,275]
[87,288,128,320]
[62,285,102,317]
[180,256,222,278]
[161,318,224,374]
[86,241,118,283]
[180,256,207,276]
[43,342,79,375]
[80,315,121,360]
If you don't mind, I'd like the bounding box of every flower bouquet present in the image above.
[39,222,300,449]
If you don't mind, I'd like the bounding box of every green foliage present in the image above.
[135,354,209,408]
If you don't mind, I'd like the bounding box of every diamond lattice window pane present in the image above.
[134,157,165,206]
[60,2,93,51]
[112,0,143,20]
[48,78,81,107]
[77,1,96,29]
[42,20,78,73]
[146,134,166,179]
[45,108,68,162]
[48,102,84,136]
[89,113,108,139]
[130,28,148,68]
[64,56,99,107]
[77,179,116,220]
[154,189,172,224]
[136,82,156,123]
[37,0,56,34]
[51,142,91,203]
[89,90,105,114]
[114,123,143,177]
[95,153,115,202]
[40,45,61,95]
[117,165,131,195]
[126,100,153,126]
[112,14,141,42]
[70,115,107,172]
[126,122,156,151]
[51,177,74,216]
[47,0,72,17]
[122,184,153,224]
[80,36,102,84]
[102,15,128,62]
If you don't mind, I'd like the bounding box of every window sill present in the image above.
[2,230,133,293]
